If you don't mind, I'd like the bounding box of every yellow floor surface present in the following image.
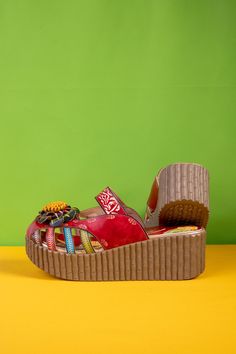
[0,245,235,354]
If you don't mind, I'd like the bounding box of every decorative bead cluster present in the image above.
[42,201,68,212]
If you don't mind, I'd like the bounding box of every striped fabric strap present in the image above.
[80,230,95,254]
[63,227,75,254]
[46,227,56,251]
[33,230,41,244]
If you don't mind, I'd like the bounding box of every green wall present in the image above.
[0,0,235,245]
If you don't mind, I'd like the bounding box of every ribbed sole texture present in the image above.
[158,163,209,227]
[25,230,206,281]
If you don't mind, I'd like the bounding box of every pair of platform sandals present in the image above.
[26,163,209,281]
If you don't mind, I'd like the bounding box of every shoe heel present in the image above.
[157,163,209,227]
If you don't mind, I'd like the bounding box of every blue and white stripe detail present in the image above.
[63,227,75,253]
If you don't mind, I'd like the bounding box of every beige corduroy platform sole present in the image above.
[147,163,209,228]
[25,229,206,281]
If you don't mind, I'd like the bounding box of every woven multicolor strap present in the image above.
[32,230,41,244]
[80,230,95,254]
[46,227,56,251]
[96,187,126,215]
[63,227,75,253]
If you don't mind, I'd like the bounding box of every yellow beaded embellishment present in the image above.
[42,201,68,212]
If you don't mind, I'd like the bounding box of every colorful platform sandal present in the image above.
[26,188,205,281]
[26,163,209,281]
